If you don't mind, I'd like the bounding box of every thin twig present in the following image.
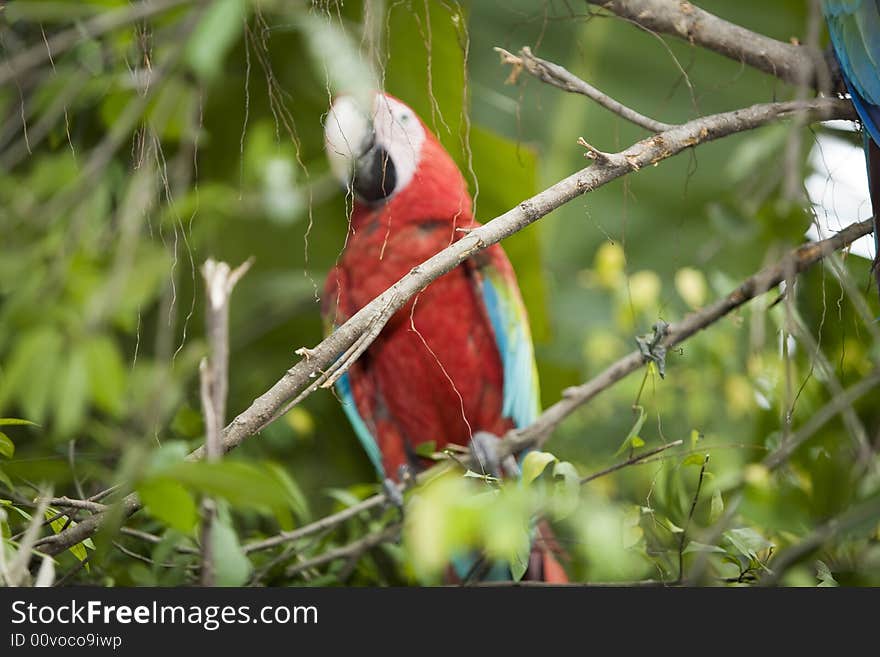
[580,440,683,484]
[49,497,107,513]
[283,523,401,578]
[678,454,709,582]
[120,527,199,554]
[244,494,388,554]
[496,46,674,132]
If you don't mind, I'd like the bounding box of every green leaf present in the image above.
[552,461,581,519]
[186,0,248,81]
[170,405,204,439]
[682,453,708,467]
[816,560,838,587]
[211,507,252,586]
[262,462,310,527]
[414,440,437,458]
[614,406,647,456]
[709,489,724,523]
[159,460,303,514]
[521,451,557,484]
[0,418,37,427]
[54,347,90,438]
[0,467,13,490]
[137,479,198,533]
[83,335,126,417]
[45,509,90,564]
[0,432,13,459]
[0,327,63,425]
[145,441,190,476]
[724,527,774,561]
[630,436,645,448]
[665,519,684,534]
[553,460,580,486]
[509,545,529,582]
[683,541,727,555]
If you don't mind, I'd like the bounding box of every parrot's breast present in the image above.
[327,214,512,477]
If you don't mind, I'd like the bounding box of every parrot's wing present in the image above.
[471,249,541,430]
[823,0,880,144]
[322,268,385,478]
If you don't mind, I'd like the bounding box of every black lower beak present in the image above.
[353,144,397,203]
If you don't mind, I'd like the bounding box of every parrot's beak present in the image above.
[351,135,397,203]
[324,95,397,203]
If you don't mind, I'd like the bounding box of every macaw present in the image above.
[821,1,880,290]
[322,91,566,582]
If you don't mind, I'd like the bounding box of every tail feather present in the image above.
[522,519,569,584]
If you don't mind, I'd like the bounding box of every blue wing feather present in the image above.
[478,265,541,430]
[336,372,384,478]
[823,0,880,144]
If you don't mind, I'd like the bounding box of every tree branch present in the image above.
[283,523,402,579]
[585,0,831,90]
[579,439,683,485]
[496,46,675,132]
[198,258,251,586]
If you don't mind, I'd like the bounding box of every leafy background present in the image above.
[1,0,878,586]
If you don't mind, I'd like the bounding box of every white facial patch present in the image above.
[370,94,425,195]
[323,93,426,198]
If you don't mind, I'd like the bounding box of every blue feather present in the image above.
[824,0,880,144]
[336,372,384,478]
[479,270,541,430]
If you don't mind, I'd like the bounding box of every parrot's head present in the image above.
[323,92,471,219]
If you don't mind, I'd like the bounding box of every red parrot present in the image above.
[322,92,566,583]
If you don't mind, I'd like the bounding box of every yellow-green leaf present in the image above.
[521,451,557,484]
[45,509,90,565]
[0,432,13,459]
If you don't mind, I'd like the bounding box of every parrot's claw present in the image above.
[636,320,670,379]
[469,431,519,480]
[382,477,404,511]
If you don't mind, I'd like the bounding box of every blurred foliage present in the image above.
[1,0,880,587]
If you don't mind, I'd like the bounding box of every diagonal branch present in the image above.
[35,96,857,558]
[496,46,675,132]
